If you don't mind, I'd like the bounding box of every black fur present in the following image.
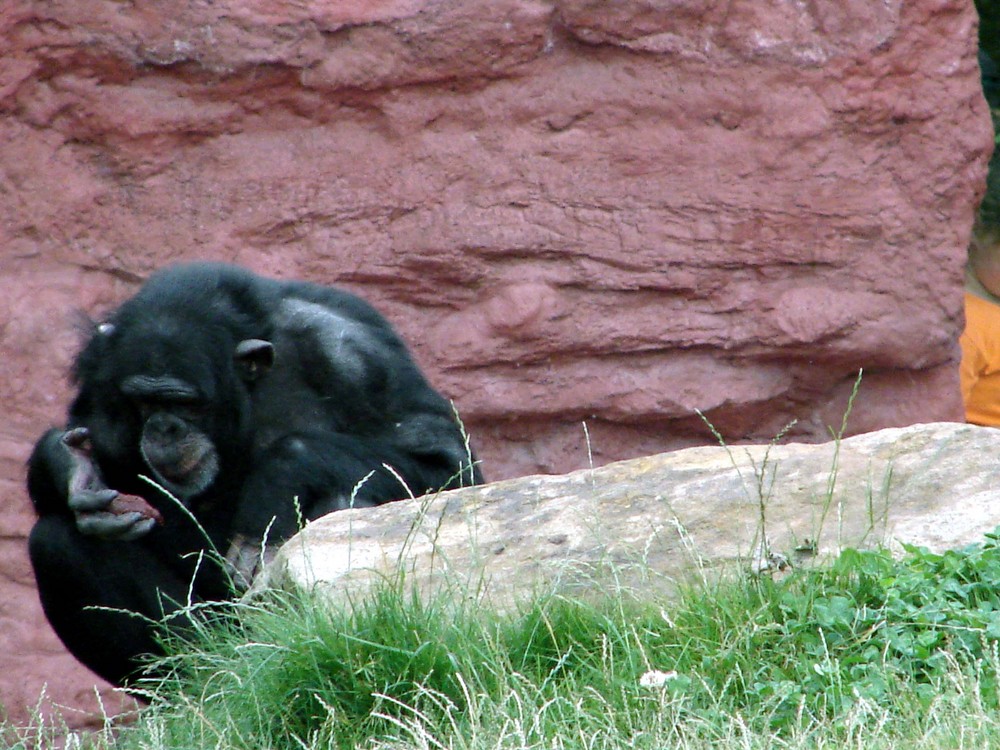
[27,262,481,687]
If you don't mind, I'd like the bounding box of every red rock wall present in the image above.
[0,0,991,729]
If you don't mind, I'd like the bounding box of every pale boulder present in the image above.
[261,423,1000,606]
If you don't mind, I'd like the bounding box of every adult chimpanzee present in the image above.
[27,262,481,688]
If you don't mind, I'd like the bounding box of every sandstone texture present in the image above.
[263,423,1000,610]
[0,0,992,730]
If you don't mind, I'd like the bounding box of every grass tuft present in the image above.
[50,524,1000,750]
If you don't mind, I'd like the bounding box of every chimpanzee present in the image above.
[26,262,482,688]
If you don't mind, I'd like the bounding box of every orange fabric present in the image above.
[960,291,1000,426]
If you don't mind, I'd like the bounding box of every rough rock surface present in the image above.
[262,423,1000,610]
[0,0,991,730]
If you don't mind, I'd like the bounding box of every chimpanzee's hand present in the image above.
[224,533,278,592]
[62,427,162,541]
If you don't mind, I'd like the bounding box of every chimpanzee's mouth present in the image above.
[141,444,219,500]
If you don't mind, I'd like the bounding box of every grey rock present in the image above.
[259,422,1000,608]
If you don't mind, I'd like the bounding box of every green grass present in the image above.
[16,525,1000,750]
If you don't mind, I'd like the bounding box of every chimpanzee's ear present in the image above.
[234,339,274,382]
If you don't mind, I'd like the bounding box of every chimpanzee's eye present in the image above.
[172,402,208,421]
[129,396,206,422]
[132,399,154,421]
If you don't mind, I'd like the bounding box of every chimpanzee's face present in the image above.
[119,372,220,500]
[74,319,272,503]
